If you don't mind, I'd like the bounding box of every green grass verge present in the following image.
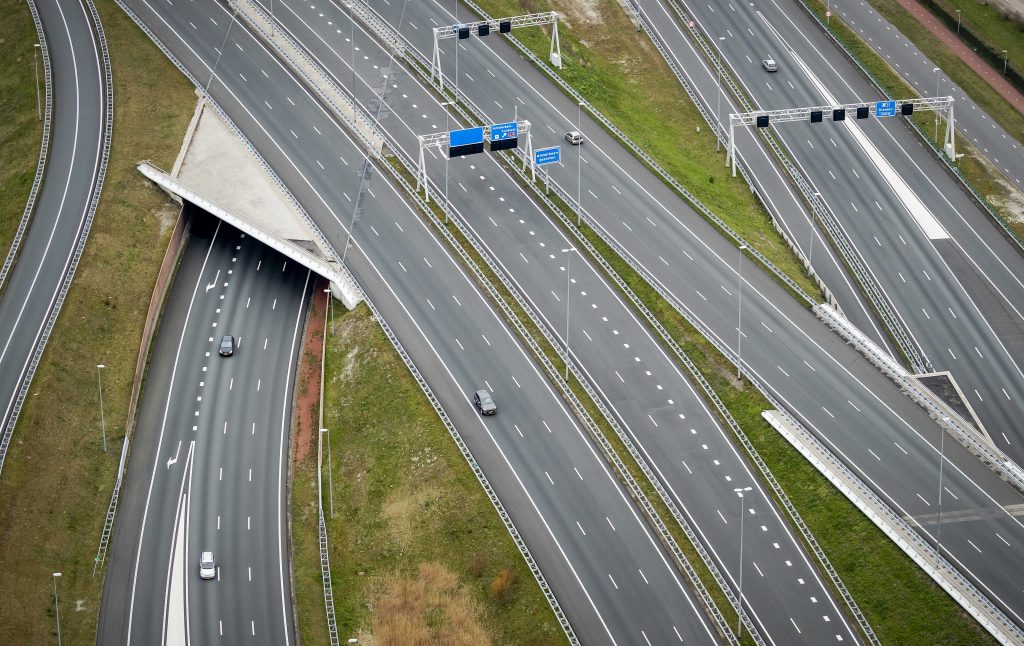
[803,0,1024,232]
[385,155,757,640]
[926,0,1023,90]
[291,302,565,644]
[0,0,44,265]
[469,0,821,300]
[450,1,995,642]
[0,0,195,642]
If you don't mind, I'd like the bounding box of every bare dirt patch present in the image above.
[367,562,491,646]
[291,281,327,466]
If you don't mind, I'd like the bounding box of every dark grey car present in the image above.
[473,389,496,416]
[219,335,235,357]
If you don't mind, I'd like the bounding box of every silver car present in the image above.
[565,130,584,145]
[761,58,778,72]
[200,551,216,580]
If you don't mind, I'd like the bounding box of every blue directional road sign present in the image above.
[489,121,519,151]
[534,146,561,166]
[449,126,484,157]
[875,100,897,118]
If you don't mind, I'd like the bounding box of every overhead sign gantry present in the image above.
[416,119,533,201]
[430,11,562,90]
[725,96,957,176]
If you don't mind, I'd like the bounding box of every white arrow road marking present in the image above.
[205,270,221,293]
[162,441,195,646]
[166,441,182,469]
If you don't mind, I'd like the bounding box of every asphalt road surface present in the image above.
[657,0,1024,461]
[259,3,864,642]
[111,2,725,641]
[99,213,306,645]
[832,0,1023,188]
[0,0,109,473]
[362,0,1024,628]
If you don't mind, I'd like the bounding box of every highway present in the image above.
[832,0,1023,189]
[654,0,1024,461]
[260,2,865,642]
[99,214,305,644]
[0,0,110,473]
[358,0,1024,629]
[111,1,725,641]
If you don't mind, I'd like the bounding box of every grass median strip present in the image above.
[418,2,996,641]
[469,0,821,300]
[289,299,566,645]
[0,0,194,641]
[0,0,45,263]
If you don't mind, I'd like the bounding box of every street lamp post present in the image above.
[34,43,41,121]
[736,245,747,380]
[321,428,334,518]
[933,67,941,144]
[955,9,961,36]
[577,102,583,225]
[53,572,62,646]
[734,487,752,639]
[323,288,333,332]
[716,36,726,152]
[96,364,107,452]
[1003,50,1009,75]
[442,101,453,224]
[562,248,577,380]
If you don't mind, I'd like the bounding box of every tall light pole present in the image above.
[734,487,752,639]
[442,101,453,224]
[935,417,949,554]
[577,102,583,225]
[321,428,334,518]
[52,572,62,646]
[96,364,107,452]
[562,248,577,380]
[34,43,41,121]
[736,244,747,380]
[933,67,941,144]
[955,9,961,36]
[349,3,355,95]
[323,288,333,332]
[716,36,726,152]
[1003,50,1009,75]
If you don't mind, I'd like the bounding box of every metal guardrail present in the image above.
[116,3,581,641]
[763,407,1024,646]
[375,6,876,639]
[651,0,927,374]
[0,0,114,478]
[113,3,354,635]
[816,304,1024,495]
[0,0,54,296]
[371,3,1021,641]
[346,7,761,641]
[792,0,1024,263]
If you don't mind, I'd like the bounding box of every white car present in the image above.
[761,58,778,72]
[565,130,584,145]
[199,551,216,580]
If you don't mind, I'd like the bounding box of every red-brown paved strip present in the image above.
[892,0,1024,112]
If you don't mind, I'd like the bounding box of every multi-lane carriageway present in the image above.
[100,215,306,644]
[361,0,1024,632]
[642,0,1024,463]
[116,0,1024,642]
[115,1,732,642]
[257,0,864,642]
